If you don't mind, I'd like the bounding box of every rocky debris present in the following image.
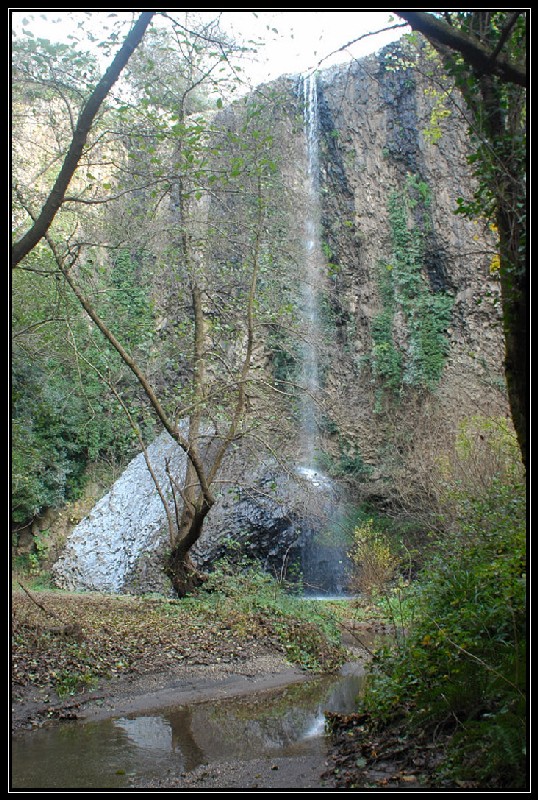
[52,429,345,596]
[52,432,185,593]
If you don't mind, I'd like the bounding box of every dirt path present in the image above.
[135,754,337,790]
[12,654,314,728]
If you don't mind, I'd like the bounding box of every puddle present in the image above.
[11,668,365,789]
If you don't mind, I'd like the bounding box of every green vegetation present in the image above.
[10,17,527,786]
[371,174,453,407]
[268,326,299,387]
[191,557,347,672]
[348,419,526,788]
[401,11,527,466]
[12,566,347,704]
[318,423,372,480]
[11,249,156,525]
[105,249,155,353]
[348,518,400,599]
[423,85,452,144]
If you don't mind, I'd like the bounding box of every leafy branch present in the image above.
[12,11,155,267]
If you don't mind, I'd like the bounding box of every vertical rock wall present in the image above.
[308,42,508,492]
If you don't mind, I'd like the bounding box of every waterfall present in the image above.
[51,75,351,598]
[296,74,351,596]
[299,72,323,467]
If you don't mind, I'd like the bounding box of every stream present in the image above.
[11,666,365,789]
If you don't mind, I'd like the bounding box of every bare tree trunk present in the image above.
[33,125,268,597]
[497,184,527,468]
[41,235,216,597]
[165,177,265,594]
[166,500,213,597]
[166,281,213,595]
[471,72,526,468]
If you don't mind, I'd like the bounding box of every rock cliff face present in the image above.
[298,43,507,499]
[53,42,509,594]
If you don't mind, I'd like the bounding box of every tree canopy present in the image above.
[11,13,301,594]
[12,12,155,267]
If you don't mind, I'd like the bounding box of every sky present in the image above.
[221,10,408,81]
[11,9,408,87]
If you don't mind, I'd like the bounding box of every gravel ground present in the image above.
[134,754,338,790]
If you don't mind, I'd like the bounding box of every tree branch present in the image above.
[37,227,212,504]
[11,11,155,268]
[393,11,526,86]
[313,22,408,72]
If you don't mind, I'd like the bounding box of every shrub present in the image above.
[436,415,524,531]
[195,557,347,672]
[361,475,526,788]
[370,176,454,404]
[347,519,400,598]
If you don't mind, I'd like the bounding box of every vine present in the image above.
[371,174,453,406]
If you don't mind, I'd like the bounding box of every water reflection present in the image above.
[11,669,364,790]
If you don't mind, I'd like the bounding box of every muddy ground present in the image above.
[11,588,436,790]
[13,654,342,790]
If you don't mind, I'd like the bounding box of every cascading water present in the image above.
[52,75,351,598]
[298,73,351,596]
[299,72,323,468]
